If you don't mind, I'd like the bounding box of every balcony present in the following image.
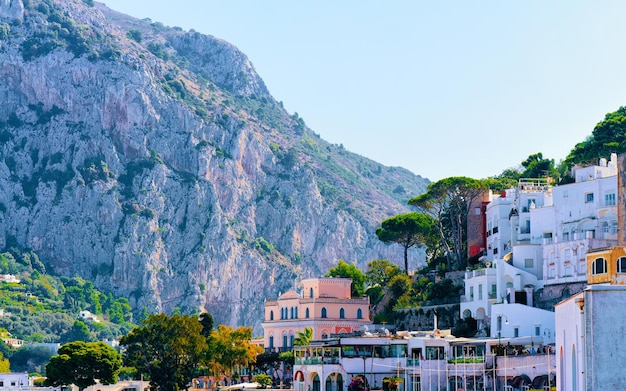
[295,356,340,365]
[465,268,496,280]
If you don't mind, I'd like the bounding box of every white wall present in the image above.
[490,303,554,342]
[555,292,584,391]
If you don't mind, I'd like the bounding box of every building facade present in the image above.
[556,246,626,390]
[262,278,370,352]
[461,154,618,339]
[293,332,555,391]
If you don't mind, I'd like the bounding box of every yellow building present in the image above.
[586,246,626,285]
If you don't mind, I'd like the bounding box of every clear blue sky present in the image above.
[102,0,626,181]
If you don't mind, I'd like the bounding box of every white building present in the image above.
[78,310,100,323]
[555,285,626,390]
[0,373,30,389]
[461,154,618,340]
[292,332,554,391]
[540,154,618,292]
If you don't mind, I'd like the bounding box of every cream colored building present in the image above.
[262,277,370,352]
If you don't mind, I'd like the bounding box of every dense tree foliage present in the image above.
[365,260,402,289]
[9,345,54,374]
[519,152,557,179]
[206,325,263,383]
[60,320,92,343]
[409,177,487,270]
[325,260,366,296]
[45,341,121,390]
[120,314,207,391]
[566,106,626,166]
[199,312,214,337]
[451,316,478,338]
[376,212,437,274]
[0,351,9,372]
[0,248,133,343]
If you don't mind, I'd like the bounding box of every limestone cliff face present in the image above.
[0,0,429,331]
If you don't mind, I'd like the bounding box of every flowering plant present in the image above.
[348,376,368,391]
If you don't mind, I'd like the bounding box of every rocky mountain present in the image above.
[0,0,429,332]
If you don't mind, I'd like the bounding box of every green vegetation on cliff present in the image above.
[0,247,133,343]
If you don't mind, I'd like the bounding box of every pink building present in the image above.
[261,277,370,352]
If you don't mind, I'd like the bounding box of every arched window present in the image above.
[592,257,607,275]
[295,307,298,319]
[290,307,294,319]
[310,287,314,298]
[357,308,363,319]
[339,308,345,319]
[618,257,626,273]
[282,333,288,348]
[269,334,274,349]
[305,308,310,318]
[270,310,274,321]
[321,307,327,318]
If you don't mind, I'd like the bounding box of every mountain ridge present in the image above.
[0,0,429,332]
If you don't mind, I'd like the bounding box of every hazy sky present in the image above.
[101,0,626,181]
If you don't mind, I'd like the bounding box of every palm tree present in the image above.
[293,327,314,346]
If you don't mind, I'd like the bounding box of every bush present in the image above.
[254,237,274,253]
[253,374,272,388]
[126,29,142,43]
[0,24,10,40]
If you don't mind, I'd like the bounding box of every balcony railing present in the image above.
[295,357,340,365]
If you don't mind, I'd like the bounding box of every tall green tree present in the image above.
[199,312,214,337]
[409,177,487,270]
[376,212,437,274]
[325,260,366,296]
[520,152,556,179]
[45,341,121,391]
[120,314,207,391]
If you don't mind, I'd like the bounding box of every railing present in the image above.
[295,357,340,365]
[448,356,485,364]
